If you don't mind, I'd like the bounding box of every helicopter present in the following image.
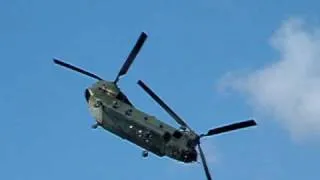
[53,32,257,180]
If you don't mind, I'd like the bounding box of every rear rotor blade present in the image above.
[53,58,103,80]
[198,144,212,180]
[114,32,147,83]
[137,80,192,130]
[202,120,257,137]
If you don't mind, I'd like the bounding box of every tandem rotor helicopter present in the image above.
[53,32,257,180]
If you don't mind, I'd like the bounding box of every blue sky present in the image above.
[1,0,320,179]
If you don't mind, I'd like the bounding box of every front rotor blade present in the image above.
[198,144,212,180]
[53,58,103,80]
[204,120,257,137]
[137,80,191,130]
[114,32,147,83]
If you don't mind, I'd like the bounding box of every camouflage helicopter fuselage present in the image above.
[54,31,257,180]
[85,80,199,163]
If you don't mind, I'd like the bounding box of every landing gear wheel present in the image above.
[142,150,148,158]
[91,123,99,129]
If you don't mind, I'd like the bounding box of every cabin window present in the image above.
[173,130,182,139]
[125,109,133,116]
[163,132,171,142]
[112,101,120,108]
[94,101,102,108]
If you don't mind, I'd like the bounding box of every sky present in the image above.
[1,0,320,179]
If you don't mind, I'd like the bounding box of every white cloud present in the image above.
[220,18,320,141]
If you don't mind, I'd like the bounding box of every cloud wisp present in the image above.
[220,18,320,141]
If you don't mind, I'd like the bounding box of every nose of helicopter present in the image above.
[84,89,91,102]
